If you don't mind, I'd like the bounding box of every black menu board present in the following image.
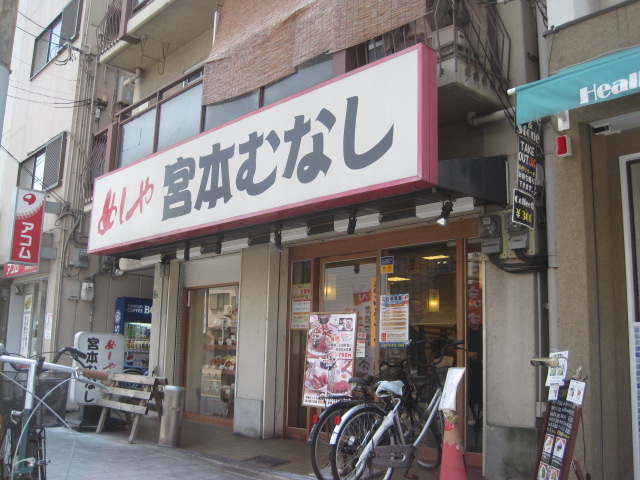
[532,386,584,480]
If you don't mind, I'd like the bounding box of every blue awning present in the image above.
[514,45,640,125]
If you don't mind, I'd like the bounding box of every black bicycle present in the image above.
[0,345,106,480]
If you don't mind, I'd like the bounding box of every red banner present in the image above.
[9,189,46,266]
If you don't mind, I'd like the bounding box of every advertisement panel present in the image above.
[7,188,46,266]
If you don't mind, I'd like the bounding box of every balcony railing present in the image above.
[356,0,512,107]
[97,0,146,57]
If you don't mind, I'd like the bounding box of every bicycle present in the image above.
[309,362,409,480]
[329,339,464,480]
[0,344,107,480]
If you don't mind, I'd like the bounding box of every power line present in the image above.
[9,83,84,102]
[7,94,92,108]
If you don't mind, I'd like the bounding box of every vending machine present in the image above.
[114,297,152,375]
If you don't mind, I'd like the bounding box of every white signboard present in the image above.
[439,367,465,411]
[73,332,125,404]
[89,45,438,255]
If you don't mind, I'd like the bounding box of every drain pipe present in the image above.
[123,67,143,87]
[466,109,510,127]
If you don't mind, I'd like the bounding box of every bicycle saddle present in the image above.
[375,380,404,397]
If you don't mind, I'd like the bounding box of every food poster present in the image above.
[290,283,311,329]
[379,294,409,348]
[303,312,356,407]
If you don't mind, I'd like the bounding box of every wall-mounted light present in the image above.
[200,235,223,255]
[437,200,454,226]
[428,289,440,312]
[347,211,357,234]
[273,225,283,252]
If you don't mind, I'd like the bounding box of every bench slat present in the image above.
[97,398,148,415]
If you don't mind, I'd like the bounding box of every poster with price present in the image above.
[532,384,585,480]
[303,312,356,407]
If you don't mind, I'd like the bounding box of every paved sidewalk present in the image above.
[46,426,310,480]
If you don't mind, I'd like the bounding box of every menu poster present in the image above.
[532,385,585,480]
[290,283,311,329]
[303,312,357,407]
[379,294,409,348]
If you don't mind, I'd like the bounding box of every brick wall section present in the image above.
[202,0,426,106]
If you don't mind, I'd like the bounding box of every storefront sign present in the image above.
[379,293,409,348]
[514,45,640,125]
[380,256,394,274]
[73,332,125,404]
[516,120,541,196]
[89,44,438,254]
[303,312,356,407]
[513,189,535,229]
[7,188,46,266]
[3,263,39,278]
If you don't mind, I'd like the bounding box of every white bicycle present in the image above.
[329,339,464,480]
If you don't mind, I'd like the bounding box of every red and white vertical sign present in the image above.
[8,188,46,266]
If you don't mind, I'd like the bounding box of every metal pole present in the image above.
[158,385,185,447]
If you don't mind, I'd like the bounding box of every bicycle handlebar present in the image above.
[80,368,110,381]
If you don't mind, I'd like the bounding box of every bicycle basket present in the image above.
[412,365,448,403]
[0,370,69,427]
[374,363,408,383]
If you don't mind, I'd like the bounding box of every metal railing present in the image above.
[356,0,511,103]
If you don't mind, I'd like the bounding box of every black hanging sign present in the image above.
[532,383,586,480]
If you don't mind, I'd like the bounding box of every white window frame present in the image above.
[620,152,640,480]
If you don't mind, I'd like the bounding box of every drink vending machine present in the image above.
[114,297,152,375]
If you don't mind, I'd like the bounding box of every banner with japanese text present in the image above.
[7,188,45,266]
[89,44,438,255]
[379,294,409,348]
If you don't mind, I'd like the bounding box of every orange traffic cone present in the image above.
[439,410,467,480]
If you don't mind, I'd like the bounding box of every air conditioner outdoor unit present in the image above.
[116,76,134,105]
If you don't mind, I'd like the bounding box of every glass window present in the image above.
[185,285,239,418]
[204,90,259,131]
[31,17,62,77]
[157,83,203,152]
[286,260,312,429]
[465,245,484,454]
[263,56,333,106]
[379,242,457,366]
[119,108,156,167]
[18,133,65,190]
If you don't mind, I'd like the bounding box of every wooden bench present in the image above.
[95,372,167,443]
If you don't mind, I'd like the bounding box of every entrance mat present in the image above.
[243,455,290,467]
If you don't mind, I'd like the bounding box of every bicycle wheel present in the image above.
[330,405,395,480]
[0,424,15,480]
[310,402,355,480]
[401,401,442,470]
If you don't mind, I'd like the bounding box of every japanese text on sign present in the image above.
[88,45,438,254]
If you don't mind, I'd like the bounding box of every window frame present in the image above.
[30,0,82,79]
[18,132,66,191]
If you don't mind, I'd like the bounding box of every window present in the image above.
[31,0,81,77]
[157,83,203,151]
[18,133,66,191]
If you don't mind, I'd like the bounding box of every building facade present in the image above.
[0,1,637,479]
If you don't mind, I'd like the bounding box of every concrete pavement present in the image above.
[46,426,310,480]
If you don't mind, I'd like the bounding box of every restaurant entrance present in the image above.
[284,219,482,468]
